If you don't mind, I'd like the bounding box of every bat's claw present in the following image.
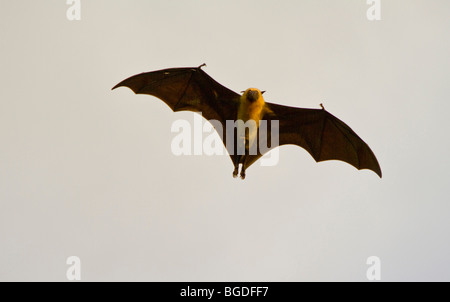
[233,168,239,178]
[240,171,246,180]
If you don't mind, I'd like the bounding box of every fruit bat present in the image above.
[112,64,382,179]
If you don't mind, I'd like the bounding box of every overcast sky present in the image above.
[1,0,450,281]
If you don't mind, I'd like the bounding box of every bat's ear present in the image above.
[261,90,266,95]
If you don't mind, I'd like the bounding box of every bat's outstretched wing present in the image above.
[112,65,241,164]
[112,65,240,125]
[246,103,382,177]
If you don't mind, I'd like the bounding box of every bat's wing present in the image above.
[112,65,240,126]
[245,102,382,177]
[112,65,240,163]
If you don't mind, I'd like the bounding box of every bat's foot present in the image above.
[240,171,246,180]
[232,168,239,178]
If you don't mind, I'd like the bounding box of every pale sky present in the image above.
[1,0,449,281]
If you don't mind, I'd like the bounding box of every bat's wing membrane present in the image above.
[112,66,240,125]
[113,66,241,164]
[246,102,382,177]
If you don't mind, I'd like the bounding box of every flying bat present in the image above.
[112,64,382,179]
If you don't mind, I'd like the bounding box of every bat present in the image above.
[112,64,382,179]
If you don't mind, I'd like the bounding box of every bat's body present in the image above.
[238,89,266,124]
[113,64,382,179]
[235,88,268,178]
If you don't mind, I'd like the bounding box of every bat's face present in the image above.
[242,88,265,103]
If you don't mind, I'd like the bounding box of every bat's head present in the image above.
[241,88,266,103]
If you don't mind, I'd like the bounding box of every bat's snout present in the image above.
[246,89,260,103]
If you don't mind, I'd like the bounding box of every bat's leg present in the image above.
[232,155,240,178]
[240,155,248,180]
[240,167,246,180]
[233,166,239,178]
